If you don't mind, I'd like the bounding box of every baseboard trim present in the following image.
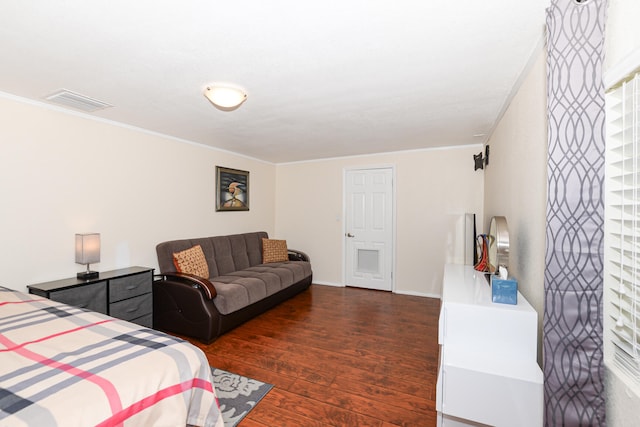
[312,281,344,287]
[394,289,441,299]
[312,282,441,299]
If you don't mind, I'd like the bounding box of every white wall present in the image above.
[605,0,640,71]
[0,94,277,292]
[603,0,640,425]
[274,146,483,297]
[483,49,548,362]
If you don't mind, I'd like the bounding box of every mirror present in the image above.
[488,216,509,273]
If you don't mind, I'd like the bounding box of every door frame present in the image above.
[342,164,397,291]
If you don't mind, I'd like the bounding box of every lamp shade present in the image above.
[75,233,100,265]
[204,85,247,109]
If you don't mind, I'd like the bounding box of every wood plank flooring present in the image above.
[185,284,441,427]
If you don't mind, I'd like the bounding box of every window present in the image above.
[605,70,640,383]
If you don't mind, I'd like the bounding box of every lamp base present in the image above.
[77,270,99,280]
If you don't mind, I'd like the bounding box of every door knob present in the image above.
[346,233,355,238]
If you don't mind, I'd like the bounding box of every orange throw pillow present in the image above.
[262,238,288,263]
[173,245,209,278]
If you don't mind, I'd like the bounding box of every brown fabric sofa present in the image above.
[153,231,312,343]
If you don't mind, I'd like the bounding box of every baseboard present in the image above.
[394,289,442,299]
[311,281,344,287]
[312,282,441,299]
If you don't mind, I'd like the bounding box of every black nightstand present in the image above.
[28,266,154,328]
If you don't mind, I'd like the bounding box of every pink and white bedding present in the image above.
[0,286,223,427]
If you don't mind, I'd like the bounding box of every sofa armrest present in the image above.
[156,272,217,299]
[288,249,310,262]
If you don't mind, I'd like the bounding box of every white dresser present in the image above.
[436,264,543,427]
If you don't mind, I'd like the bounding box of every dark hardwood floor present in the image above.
[185,284,441,427]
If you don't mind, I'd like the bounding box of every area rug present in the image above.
[211,367,273,427]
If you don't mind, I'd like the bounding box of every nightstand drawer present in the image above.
[130,313,153,328]
[29,267,154,326]
[49,283,107,314]
[109,293,152,321]
[109,272,152,303]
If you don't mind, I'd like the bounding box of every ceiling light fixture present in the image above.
[203,84,247,110]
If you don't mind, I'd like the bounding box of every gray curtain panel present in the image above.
[544,0,607,426]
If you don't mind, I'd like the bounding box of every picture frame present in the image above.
[216,166,249,211]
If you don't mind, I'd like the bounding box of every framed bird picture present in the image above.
[215,166,249,211]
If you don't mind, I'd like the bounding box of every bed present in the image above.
[0,286,224,427]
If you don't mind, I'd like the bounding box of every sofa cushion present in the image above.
[172,245,209,278]
[156,232,269,277]
[262,238,288,263]
[211,234,254,275]
[211,261,312,315]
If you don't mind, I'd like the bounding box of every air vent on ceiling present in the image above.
[44,89,113,112]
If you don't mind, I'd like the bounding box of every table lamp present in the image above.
[76,233,100,280]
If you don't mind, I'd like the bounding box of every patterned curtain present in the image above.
[544,0,608,426]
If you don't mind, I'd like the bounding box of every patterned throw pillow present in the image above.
[262,238,288,263]
[172,245,209,278]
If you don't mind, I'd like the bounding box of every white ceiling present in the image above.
[0,1,550,164]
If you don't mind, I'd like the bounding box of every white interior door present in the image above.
[344,167,394,291]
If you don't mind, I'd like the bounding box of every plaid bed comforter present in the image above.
[0,287,223,427]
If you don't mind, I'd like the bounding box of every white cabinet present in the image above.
[436,264,543,427]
